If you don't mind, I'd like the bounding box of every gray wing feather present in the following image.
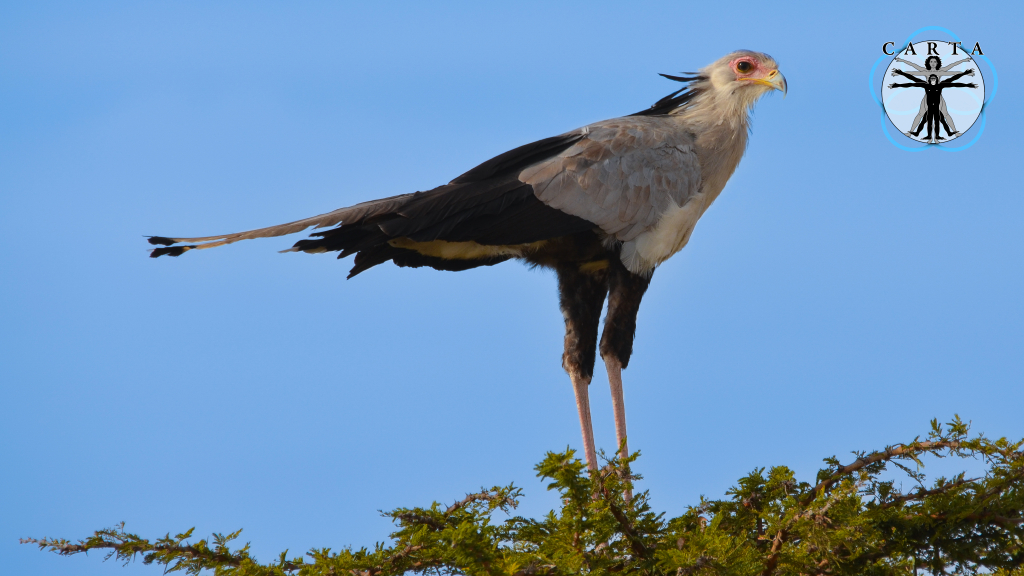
[519,118,701,244]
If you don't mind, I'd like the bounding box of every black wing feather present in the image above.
[450,132,585,184]
[289,133,597,275]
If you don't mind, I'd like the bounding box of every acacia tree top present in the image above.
[23,417,1024,576]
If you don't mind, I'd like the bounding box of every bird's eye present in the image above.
[736,61,753,73]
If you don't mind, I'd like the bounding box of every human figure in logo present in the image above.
[893,55,972,136]
[889,68,976,142]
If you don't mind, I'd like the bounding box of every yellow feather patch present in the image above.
[388,238,546,260]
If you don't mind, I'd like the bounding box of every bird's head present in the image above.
[636,50,785,121]
[703,50,786,107]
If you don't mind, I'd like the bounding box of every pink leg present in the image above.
[605,356,631,501]
[605,357,628,461]
[571,374,598,471]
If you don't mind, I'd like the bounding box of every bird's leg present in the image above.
[571,372,597,471]
[557,264,609,471]
[600,259,652,500]
[604,355,627,463]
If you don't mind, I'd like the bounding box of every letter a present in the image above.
[972,42,984,55]
[903,43,917,56]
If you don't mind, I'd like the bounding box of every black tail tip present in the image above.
[147,236,177,246]
[150,246,195,258]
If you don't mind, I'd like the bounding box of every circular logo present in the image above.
[881,41,985,144]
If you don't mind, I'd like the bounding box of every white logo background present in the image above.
[881,41,985,143]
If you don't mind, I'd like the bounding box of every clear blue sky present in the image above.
[3,2,1021,574]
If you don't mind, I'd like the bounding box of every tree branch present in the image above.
[20,537,289,572]
[595,469,651,562]
[759,530,787,576]
[876,477,979,510]
[445,490,516,515]
[804,441,961,506]
[904,512,1024,529]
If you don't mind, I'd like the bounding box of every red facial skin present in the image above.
[729,56,768,79]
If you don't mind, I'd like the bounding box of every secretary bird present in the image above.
[148,50,786,475]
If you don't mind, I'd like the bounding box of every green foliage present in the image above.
[23,417,1024,575]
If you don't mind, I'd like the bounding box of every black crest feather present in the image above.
[630,73,705,117]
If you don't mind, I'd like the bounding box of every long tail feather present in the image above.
[146,193,413,258]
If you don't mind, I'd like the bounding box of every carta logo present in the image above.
[870,28,997,151]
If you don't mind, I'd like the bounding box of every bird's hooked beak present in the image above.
[758,68,787,97]
[740,68,787,97]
